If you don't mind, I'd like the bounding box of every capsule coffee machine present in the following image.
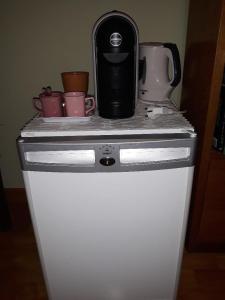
[92,11,139,119]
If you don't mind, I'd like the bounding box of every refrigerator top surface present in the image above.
[21,102,194,138]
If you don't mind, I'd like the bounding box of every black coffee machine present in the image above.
[92,11,139,119]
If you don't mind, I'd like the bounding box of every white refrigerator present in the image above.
[18,108,196,300]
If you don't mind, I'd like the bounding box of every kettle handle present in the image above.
[139,56,146,84]
[163,43,181,87]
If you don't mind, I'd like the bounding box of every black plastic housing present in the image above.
[93,11,138,119]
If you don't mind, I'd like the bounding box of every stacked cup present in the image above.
[33,87,64,117]
[61,72,95,117]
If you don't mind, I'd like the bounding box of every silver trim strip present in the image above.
[17,134,196,173]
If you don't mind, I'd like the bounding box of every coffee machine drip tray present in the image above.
[21,102,194,138]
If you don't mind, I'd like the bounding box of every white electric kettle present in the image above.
[138,42,181,102]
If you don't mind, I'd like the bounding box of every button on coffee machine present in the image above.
[92,11,139,119]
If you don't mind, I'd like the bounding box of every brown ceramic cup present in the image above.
[61,71,89,93]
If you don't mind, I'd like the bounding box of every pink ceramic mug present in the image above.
[33,92,63,117]
[64,92,95,117]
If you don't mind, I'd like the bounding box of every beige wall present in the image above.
[0,0,189,187]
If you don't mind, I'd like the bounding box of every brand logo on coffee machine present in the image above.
[110,32,122,47]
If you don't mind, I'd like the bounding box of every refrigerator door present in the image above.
[23,166,193,300]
